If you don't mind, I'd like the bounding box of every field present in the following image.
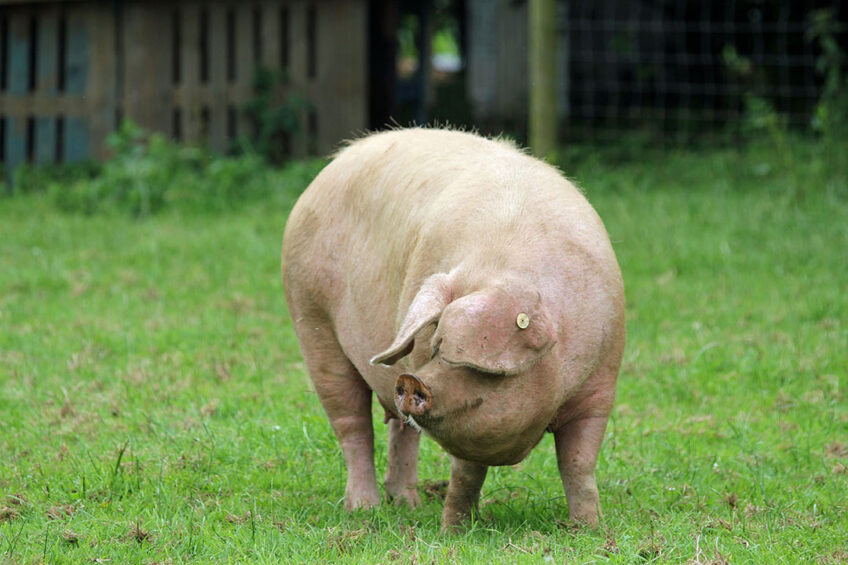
[1,138,847,563]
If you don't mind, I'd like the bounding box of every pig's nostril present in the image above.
[395,373,432,415]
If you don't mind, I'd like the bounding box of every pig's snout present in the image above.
[395,373,433,416]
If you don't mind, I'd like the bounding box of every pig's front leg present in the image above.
[323,376,381,510]
[299,328,380,510]
[441,456,488,531]
[553,413,609,526]
[384,418,422,507]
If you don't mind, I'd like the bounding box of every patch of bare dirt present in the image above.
[0,506,18,523]
[123,522,152,544]
[724,492,739,509]
[225,511,261,525]
[328,527,367,554]
[818,550,848,564]
[62,529,82,544]
[46,504,75,520]
[826,442,847,458]
[421,479,449,501]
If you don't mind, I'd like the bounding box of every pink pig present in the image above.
[282,128,625,529]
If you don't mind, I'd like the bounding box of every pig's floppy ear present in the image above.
[370,273,452,366]
[434,287,557,375]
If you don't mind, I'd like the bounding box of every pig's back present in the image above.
[283,128,616,324]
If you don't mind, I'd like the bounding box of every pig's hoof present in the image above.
[344,489,380,511]
[439,519,469,534]
[386,484,422,508]
[439,508,472,533]
[567,510,601,529]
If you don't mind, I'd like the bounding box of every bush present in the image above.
[239,66,312,164]
[31,122,325,217]
[6,160,101,195]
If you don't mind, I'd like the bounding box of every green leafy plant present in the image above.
[807,9,847,132]
[723,45,802,199]
[240,66,312,164]
[5,160,100,195]
[43,120,324,217]
[807,8,848,191]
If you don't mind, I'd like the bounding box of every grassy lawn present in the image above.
[1,140,846,563]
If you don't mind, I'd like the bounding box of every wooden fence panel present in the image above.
[313,0,366,150]
[64,116,89,162]
[207,2,228,152]
[64,8,91,161]
[123,2,174,138]
[65,9,88,95]
[260,1,281,70]
[234,1,254,139]
[4,116,26,171]
[4,12,30,172]
[1,0,369,174]
[36,9,57,94]
[286,0,307,155]
[178,2,200,142]
[87,4,117,159]
[33,7,58,165]
[34,117,54,164]
[6,12,28,95]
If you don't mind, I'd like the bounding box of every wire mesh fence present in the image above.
[559,0,847,143]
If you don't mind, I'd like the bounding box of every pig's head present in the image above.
[370,273,560,465]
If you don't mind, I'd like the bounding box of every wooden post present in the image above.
[528,0,557,158]
[414,0,431,125]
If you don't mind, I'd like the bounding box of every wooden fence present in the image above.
[0,0,367,172]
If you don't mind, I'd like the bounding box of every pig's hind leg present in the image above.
[297,321,381,510]
[384,418,422,507]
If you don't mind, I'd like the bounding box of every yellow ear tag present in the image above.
[516,313,530,329]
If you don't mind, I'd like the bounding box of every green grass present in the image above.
[1,139,847,564]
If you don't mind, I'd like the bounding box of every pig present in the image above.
[281,128,625,530]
